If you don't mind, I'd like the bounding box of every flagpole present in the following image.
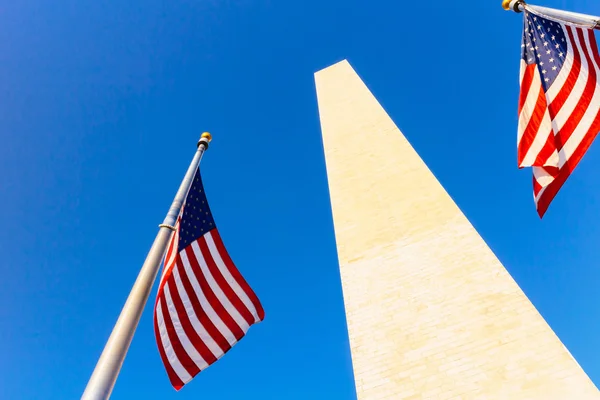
[81,132,213,400]
[502,0,524,13]
[502,0,600,29]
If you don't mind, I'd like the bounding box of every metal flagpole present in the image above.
[81,132,213,400]
[502,0,600,29]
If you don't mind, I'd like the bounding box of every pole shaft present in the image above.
[504,1,600,29]
[529,4,600,29]
[81,137,210,400]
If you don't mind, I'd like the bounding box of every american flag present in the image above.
[153,167,264,390]
[518,9,600,217]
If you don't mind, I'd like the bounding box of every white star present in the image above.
[545,78,550,82]
[544,41,548,46]
[541,34,545,38]
[552,66,558,70]
[559,52,564,57]
[555,44,560,49]
[552,35,556,40]
[542,69,547,74]
[546,50,551,54]
[549,58,554,62]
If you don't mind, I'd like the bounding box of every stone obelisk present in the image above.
[315,59,599,399]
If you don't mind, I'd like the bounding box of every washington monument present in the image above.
[315,60,599,399]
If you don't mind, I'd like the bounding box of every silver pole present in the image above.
[81,132,213,400]
[502,0,600,29]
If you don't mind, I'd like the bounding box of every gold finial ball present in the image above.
[201,132,212,142]
[502,0,512,10]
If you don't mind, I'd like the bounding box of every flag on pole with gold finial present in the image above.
[503,0,600,217]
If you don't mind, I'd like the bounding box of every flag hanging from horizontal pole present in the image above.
[511,3,600,217]
[154,167,265,390]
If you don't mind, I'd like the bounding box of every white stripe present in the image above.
[172,265,225,359]
[156,302,192,384]
[179,249,238,346]
[205,232,260,323]
[558,31,600,166]
[163,284,210,371]
[551,27,590,134]
[191,240,250,332]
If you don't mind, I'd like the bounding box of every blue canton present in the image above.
[521,11,568,90]
[178,168,216,252]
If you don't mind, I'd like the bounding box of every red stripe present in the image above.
[519,64,536,115]
[164,231,177,266]
[537,107,600,217]
[533,131,557,166]
[159,292,199,380]
[184,245,246,341]
[167,273,218,365]
[211,230,265,322]
[548,26,582,117]
[198,236,256,327]
[518,79,550,165]
[555,29,597,151]
[175,255,231,353]
[153,305,184,390]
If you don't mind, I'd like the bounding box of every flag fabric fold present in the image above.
[517,7,600,217]
[153,168,264,390]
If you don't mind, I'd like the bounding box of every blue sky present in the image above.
[2,0,600,398]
